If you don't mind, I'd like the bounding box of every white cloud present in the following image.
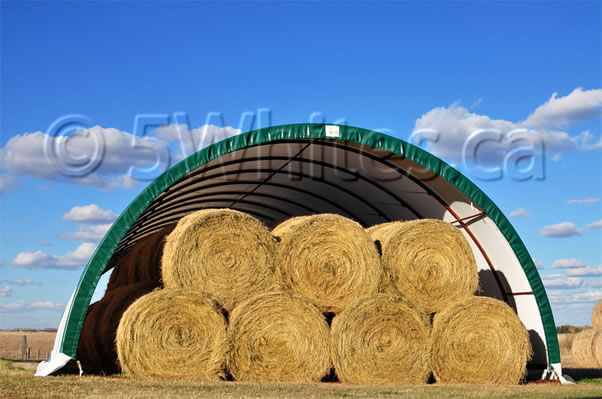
[551,258,587,269]
[10,242,96,270]
[584,280,602,288]
[0,285,12,297]
[30,301,64,310]
[542,274,583,289]
[586,220,602,229]
[0,301,26,312]
[0,173,21,195]
[548,289,602,305]
[567,197,600,206]
[509,208,528,218]
[0,128,152,190]
[522,88,602,130]
[412,87,602,163]
[0,300,63,312]
[565,265,602,277]
[59,223,111,243]
[63,204,116,224]
[0,279,39,286]
[532,258,544,269]
[539,222,581,237]
[0,124,241,190]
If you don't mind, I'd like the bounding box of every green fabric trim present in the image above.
[60,123,559,365]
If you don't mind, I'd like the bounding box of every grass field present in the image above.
[0,331,55,360]
[2,360,602,399]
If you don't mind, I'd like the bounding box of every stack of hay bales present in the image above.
[366,219,531,384]
[79,209,533,384]
[570,299,602,368]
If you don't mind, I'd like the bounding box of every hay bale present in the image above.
[377,219,478,313]
[557,333,575,353]
[571,329,602,368]
[557,333,575,368]
[431,296,532,384]
[594,331,602,368]
[272,215,311,238]
[273,214,382,313]
[116,288,228,379]
[161,209,280,311]
[593,299,602,329]
[107,224,176,291]
[331,293,431,384]
[227,291,331,382]
[77,281,156,374]
[366,221,405,244]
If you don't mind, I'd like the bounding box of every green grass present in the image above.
[2,360,602,399]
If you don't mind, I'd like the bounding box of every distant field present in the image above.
[0,331,55,361]
[2,360,602,399]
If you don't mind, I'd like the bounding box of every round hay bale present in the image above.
[571,329,602,368]
[431,296,532,384]
[116,288,227,379]
[272,215,311,238]
[107,224,176,291]
[227,291,331,382]
[557,333,575,354]
[77,281,157,374]
[331,293,431,384]
[379,219,478,313]
[273,213,382,313]
[161,209,280,311]
[594,330,602,368]
[366,221,405,258]
[593,299,602,329]
[366,221,405,244]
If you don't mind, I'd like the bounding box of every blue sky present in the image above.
[0,1,600,329]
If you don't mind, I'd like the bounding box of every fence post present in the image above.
[27,347,31,360]
[37,349,40,360]
[21,335,27,360]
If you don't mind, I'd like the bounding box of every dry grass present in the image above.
[0,331,55,360]
[2,360,602,399]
